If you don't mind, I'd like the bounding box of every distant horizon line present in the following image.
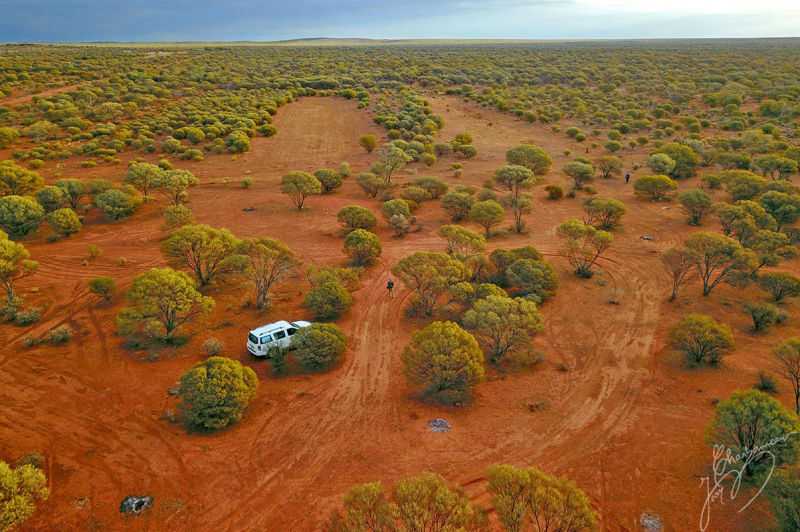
[3,36,800,46]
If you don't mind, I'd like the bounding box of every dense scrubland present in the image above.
[1,39,800,531]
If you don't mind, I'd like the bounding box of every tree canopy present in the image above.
[161,224,241,285]
[462,295,544,363]
[280,171,322,210]
[505,145,552,175]
[556,219,613,277]
[0,459,49,531]
[179,356,258,431]
[0,231,37,303]
[392,251,469,316]
[401,320,485,405]
[0,160,43,197]
[236,237,297,309]
[120,267,214,339]
[706,389,800,477]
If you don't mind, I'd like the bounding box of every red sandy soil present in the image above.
[1,83,86,107]
[1,95,796,532]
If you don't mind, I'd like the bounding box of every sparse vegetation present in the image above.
[6,38,800,531]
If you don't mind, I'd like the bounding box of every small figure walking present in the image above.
[387,279,395,298]
[625,171,631,184]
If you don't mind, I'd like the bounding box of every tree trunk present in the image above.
[795,389,799,416]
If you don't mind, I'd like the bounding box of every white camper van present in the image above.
[246,320,311,357]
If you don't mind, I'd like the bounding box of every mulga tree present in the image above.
[683,232,756,296]
[160,224,241,286]
[494,165,536,233]
[0,231,38,305]
[236,237,297,309]
[154,169,199,206]
[678,189,714,225]
[280,171,322,210]
[392,251,468,316]
[118,267,215,340]
[556,219,613,277]
[462,295,544,363]
[124,162,162,199]
[707,390,800,477]
[401,321,484,405]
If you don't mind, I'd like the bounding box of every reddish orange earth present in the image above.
[1,95,794,531]
[0,83,87,107]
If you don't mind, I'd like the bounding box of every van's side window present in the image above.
[274,330,286,340]
[287,328,297,336]
[260,335,273,344]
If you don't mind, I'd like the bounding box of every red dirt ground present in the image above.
[1,83,86,107]
[1,95,797,531]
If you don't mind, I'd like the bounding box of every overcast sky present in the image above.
[1,0,798,42]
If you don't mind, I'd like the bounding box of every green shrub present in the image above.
[759,271,800,302]
[35,186,66,213]
[754,371,779,394]
[544,184,563,199]
[95,189,138,220]
[343,229,382,265]
[202,337,225,357]
[291,323,347,370]
[88,277,117,301]
[633,175,678,201]
[14,307,41,326]
[47,208,81,236]
[302,281,353,321]
[46,325,72,344]
[410,176,448,199]
[743,301,783,332]
[225,130,251,153]
[163,205,194,228]
[0,196,44,238]
[88,178,113,195]
[314,169,342,194]
[668,314,735,365]
[178,357,258,431]
[459,145,477,158]
[337,205,377,232]
[400,186,431,204]
[402,321,484,405]
[0,459,49,530]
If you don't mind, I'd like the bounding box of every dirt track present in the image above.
[1,95,794,531]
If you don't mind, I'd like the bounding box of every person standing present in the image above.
[387,279,394,298]
[625,171,631,184]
